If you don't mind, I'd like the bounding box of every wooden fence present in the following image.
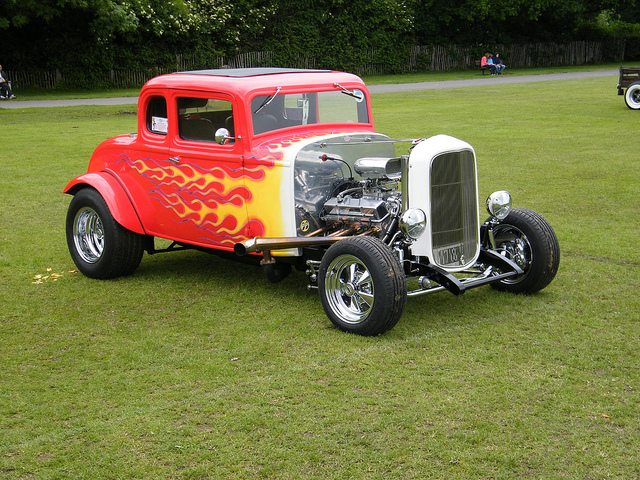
[4,40,627,90]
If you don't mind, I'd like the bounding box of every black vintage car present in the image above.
[617,67,640,109]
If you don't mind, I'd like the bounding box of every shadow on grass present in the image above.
[110,245,562,339]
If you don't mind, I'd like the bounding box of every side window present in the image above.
[178,97,235,143]
[146,96,168,135]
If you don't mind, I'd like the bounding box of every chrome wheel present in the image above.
[493,225,532,284]
[324,254,374,324]
[488,208,560,294]
[66,188,144,279]
[318,236,406,335]
[73,206,104,264]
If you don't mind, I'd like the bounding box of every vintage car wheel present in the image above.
[490,208,560,294]
[66,188,145,279]
[624,83,640,110]
[318,236,407,336]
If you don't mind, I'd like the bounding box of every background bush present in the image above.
[1,0,640,87]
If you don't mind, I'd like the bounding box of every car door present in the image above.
[153,93,250,250]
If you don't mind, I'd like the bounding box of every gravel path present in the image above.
[367,69,618,93]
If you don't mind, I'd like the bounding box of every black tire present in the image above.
[489,208,560,294]
[624,83,640,110]
[263,261,292,283]
[66,187,144,279]
[318,236,407,336]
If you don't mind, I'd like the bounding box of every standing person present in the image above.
[494,52,506,75]
[0,64,16,99]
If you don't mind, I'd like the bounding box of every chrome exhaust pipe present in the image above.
[234,236,349,256]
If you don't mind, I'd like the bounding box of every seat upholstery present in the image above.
[180,118,215,141]
[252,114,278,135]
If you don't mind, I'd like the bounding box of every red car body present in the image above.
[65,69,375,252]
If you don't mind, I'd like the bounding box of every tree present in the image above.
[262,0,415,71]
[1,0,638,84]
[410,0,624,44]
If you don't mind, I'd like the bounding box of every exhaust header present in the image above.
[234,236,349,256]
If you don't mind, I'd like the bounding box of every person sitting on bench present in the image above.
[493,52,506,75]
[0,64,16,99]
[480,53,496,75]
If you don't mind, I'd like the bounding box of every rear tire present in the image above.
[624,83,640,110]
[66,188,144,279]
[490,208,560,294]
[318,236,407,336]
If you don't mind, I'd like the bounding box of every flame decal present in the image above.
[115,154,270,245]
[114,132,323,248]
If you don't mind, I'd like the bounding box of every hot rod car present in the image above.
[65,68,560,335]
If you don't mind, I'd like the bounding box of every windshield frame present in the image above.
[249,85,371,136]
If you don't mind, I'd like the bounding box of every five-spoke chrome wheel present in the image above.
[324,254,375,324]
[319,236,406,336]
[493,225,533,285]
[72,206,105,264]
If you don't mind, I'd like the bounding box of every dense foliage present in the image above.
[1,0,639,85]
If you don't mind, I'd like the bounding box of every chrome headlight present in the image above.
[486,190,512,220]
[399,208,427,240]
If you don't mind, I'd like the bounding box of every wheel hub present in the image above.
[343,282,356,297]
[73,207,105,264]
[494,224,534,285]
[511,238,528,269]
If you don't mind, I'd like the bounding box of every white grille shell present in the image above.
[406,135,480,272]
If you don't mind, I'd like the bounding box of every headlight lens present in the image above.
[486,190,512,220]
[399,208,427,240]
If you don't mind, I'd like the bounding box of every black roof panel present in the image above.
[177,67,332,78]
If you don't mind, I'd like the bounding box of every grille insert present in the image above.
[430,151,478,268]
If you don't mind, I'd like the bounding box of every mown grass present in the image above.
[1,73,639,479]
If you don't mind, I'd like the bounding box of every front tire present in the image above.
[66,188,144,279]
[490,208,560,294]
[318,236,407,336]
[624,83,640,110]
[263,261,292,283]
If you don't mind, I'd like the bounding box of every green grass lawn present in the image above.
[1,73,639,479]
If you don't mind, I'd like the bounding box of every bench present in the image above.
[475,60,491,75]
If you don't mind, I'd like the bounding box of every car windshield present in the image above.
[250,88,369,135]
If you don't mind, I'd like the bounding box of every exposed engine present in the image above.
[321,179,401,230]
[294,152,403,238]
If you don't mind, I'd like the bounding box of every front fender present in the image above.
[64,172,145,235]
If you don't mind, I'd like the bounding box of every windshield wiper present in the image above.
[334,83,363,100]
[254,86,282,114]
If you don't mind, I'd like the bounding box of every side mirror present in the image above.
[214,127,233,145]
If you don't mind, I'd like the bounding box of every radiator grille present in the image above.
[430,151,478,268]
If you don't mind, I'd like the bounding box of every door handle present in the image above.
[168,156,180,164]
